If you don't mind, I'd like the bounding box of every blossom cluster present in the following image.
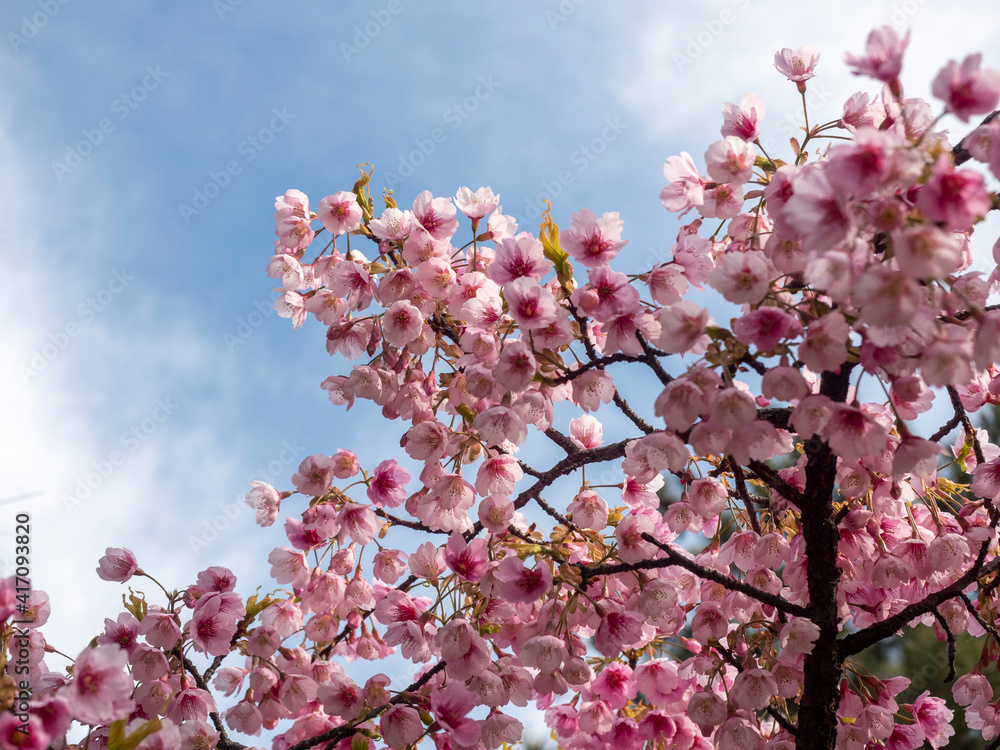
[5,24,1000,750]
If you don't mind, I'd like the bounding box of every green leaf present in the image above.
[107,717,162,750]
[538,201,574,289]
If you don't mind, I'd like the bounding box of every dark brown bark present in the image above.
[795,363,851,750]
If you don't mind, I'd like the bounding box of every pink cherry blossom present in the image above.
[96,547,139,582]
[367,459,410,508]
[916,155,992,232]
[705,137,756,185]
[774,45,821,82]
[721,91,765,142]
[660,153,705,214]
[444,532,489,582]
[845,26,909,83]
[60,644,133,726]
[493,555,552,603]
[932,53,1000,122]
[317,191,363,235]
[274,189,315,251]
[489,233,553,284]
[430,682,481,746]
[245,480,282,526]
[369,206,414,240]
[413,190,459,240]
[560,208,628,268]
[190,595,239,656]
[455,186,500,219]
[911,691,955,748]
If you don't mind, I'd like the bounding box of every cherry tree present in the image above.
[7,24,1000,750]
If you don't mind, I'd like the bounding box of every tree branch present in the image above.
[838,557,1000,657]
[747,459,807,509]
[284,661,449,750]
[576,532,810,617]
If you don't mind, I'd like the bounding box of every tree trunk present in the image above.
[795,365,850,750]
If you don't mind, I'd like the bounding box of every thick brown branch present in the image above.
[838,557,1000,657]
[544,426,581,455]
[589,532,811,617]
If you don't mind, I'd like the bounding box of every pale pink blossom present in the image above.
[570,368,616,412]
[932,54,1000,122]
[893,225,963,280]
[762,366,808,402]
[266,253,306,289]
[274,189,315,251]
[481,711,523,750]
[317,191,362,235]
[337,502,378,544]
[774,45,821,82]
[687,691,727,728]
[652,300,709,355]
[318,672,363,721]
[733,307,801,351]
[852,267,924,327]
[369,207,414,240]
[567,489,609,530]
[245,480,281,526]
[382,300,424,347]
[633,659,677,706]
[139,607,181,650]
[716,717,764,750]
[455,186,499,219]
[495,340,537,393]
[190,596,239,656]
[325,260,375,311]
[268,547,310,589]
[705,137,756,185]
[916,155,992,232]
[614,510,659,563]
[96,547,139,582]
[61,645,133,726]
[412,190,459,240]
[646,263,689,306]
[430,682,481,746]
[494,555,552,603]
[783,168,852,252]
[841,91,885,131]
[721,92,765,141]
[660,153,705,214]
[729,668,778,711]
[444,532,489,582]
[798,312,850,374]
[381,705,424,749]
[845,26,909,83]
[568,414,603,449]
[503,277,559,330]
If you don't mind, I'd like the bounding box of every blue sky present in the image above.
[2,0,1000,741]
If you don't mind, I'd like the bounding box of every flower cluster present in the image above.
[5,26,1000,750]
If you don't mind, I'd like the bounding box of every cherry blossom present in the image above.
[25,29,1000,750]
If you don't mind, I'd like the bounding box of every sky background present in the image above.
[2,0,1000,744]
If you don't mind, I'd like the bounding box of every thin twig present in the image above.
[929,608,957,683]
